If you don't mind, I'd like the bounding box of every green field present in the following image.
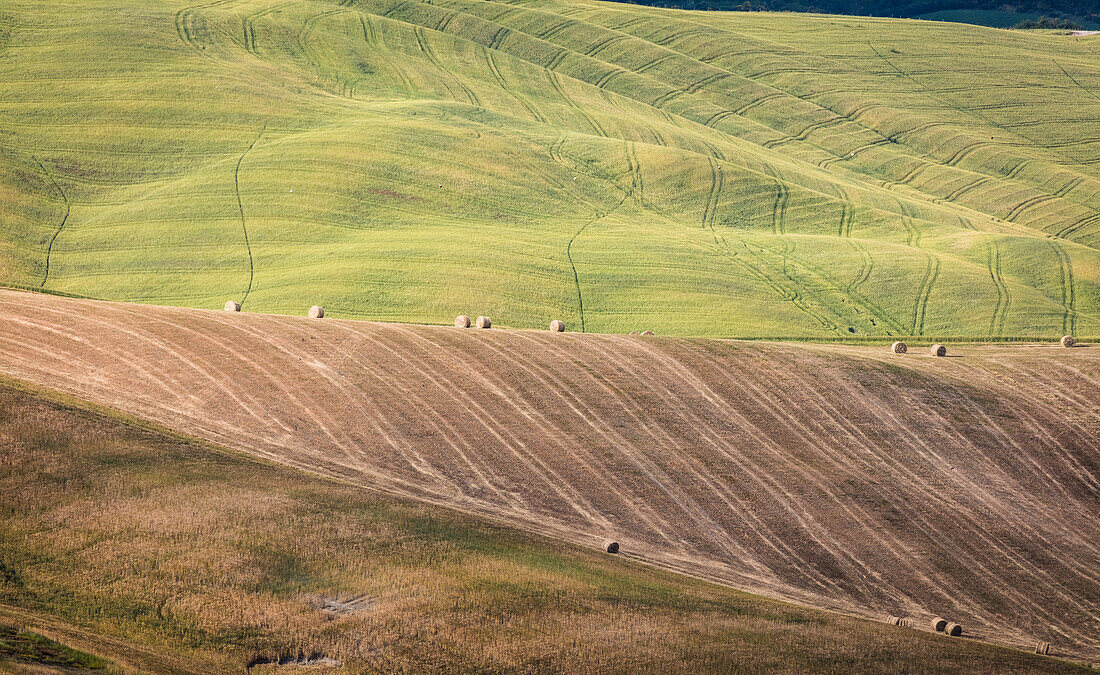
[1,0,1098,337]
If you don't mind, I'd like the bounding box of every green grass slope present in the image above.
[0,624,112,673]
[0,380,1090,672]
[0,0,1098,337]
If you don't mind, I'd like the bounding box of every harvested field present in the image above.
[0,289,1097,660]
[2,381,1085,671]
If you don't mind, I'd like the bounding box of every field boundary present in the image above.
[0,285,1093,345]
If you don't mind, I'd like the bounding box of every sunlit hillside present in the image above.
[1,0,1098,337]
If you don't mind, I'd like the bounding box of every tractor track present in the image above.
[1047,239,1077,335]
[234,125,265,308]
[910,250,939,336]
[30,155,69,288]
[986,239,1011,337]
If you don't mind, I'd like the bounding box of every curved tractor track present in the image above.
[0,289,1097,661]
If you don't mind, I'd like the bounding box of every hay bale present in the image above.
[888,616,903,626]
[629,331,639,336]
[892,341,907,354]
[603,539,619,554]
[1061,335,1075,348]
[476,316,491,329]
[454,315,471,328]
[944,622,962,637]
[308,305,324,319]
[224,300,241,312]
[549,320,565,332]
[640,330,654,336]
[1035,642,1049,655]
[930,343,946,357]
[931,617,947,632]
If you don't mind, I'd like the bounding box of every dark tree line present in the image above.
[613,0,1097,27]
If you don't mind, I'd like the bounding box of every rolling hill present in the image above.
[1,289,1096,662]
[1,0,1099,337]
[2,376,1089,672]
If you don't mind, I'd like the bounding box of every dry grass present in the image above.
[0,383,1086,673]
[1,291,1098,661]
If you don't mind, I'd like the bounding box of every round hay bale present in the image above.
[454,315,471,328]
[931,617,948,632]
[549,320,565,332]
[930,343,946,357]
[308,305,325,319]
[224,300,241,312]
[1035,641,1049,655]
[640,330,654,336]
[888,616,903,626]
[944,622,962,637]
[892,341,907,354]
[1061,335,1076,348]
[629,331,639,336]
[476,316,491,329]
[603,539,619,554]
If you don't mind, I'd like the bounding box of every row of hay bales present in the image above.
[930,616,963,637]
[891,616,963,637]
[887,615,1054,656]
[221,304,1082,353]
[454,315,490,329]
[225,304,570,332]
[224,301,325,319]
[891,342,946,356]
[888,620,968,642]
[891,336,1079,356]
[454,315,569,332]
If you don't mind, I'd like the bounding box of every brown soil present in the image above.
[0,289,1096,661]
